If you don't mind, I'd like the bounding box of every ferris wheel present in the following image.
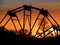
[0,5,60,38]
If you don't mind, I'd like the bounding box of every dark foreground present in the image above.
[0,27,60,45]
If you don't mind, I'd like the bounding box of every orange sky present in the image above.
[0,2,60,33]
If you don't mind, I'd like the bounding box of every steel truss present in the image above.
[0,5,60,38]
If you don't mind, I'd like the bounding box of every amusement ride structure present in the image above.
[0,5,60,38]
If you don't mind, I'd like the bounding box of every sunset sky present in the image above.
[0,0,60,33]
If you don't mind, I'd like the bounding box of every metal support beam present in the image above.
[31,13,41,34]
[0,14,7,23]
[10,17,17,33]
[35,16,45,36]
[23,8,25,34]
[28,7,32,35]
[15,15,22,31]
[49,13,59,26]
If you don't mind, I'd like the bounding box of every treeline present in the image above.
[0,27,60,45]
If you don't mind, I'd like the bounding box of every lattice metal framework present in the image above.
[0,5,60,38]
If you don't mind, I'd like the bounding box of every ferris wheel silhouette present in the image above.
[0,5,60,38]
